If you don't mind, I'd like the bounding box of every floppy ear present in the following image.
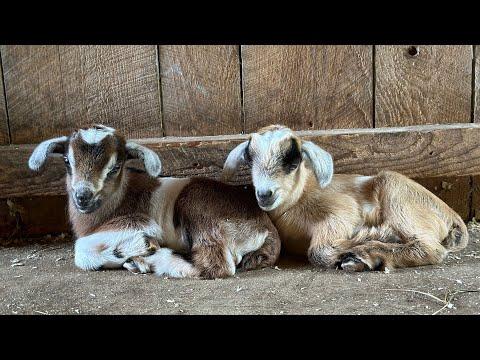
[301,140,333,188]
[222,140,249,181]
[126,141,162,177]
[28,136,68,171]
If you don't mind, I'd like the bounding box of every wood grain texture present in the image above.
[376,45,472,126]
[242,45,373,132]
[1,45,163,144]
[159,45,242,136]
[415,176,471,220]
[0,61,9,144]
[0,196,69,239]
[475,45,479,123]
[473,176,480,220]
[473,38,479,221]
[2,123,480,199]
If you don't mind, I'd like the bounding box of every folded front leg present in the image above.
[74,221,161,271]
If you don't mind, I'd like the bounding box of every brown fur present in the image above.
[174,178,281,279]
[57,127,281,278]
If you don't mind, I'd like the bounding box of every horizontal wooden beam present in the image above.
[1,123,480,199]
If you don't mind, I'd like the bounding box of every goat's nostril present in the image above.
[257,189,273,200]
[75,189,94,205]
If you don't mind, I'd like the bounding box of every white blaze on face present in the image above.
[250,128,294,210]
[97,153,118,191]
[67,138,118,194]
[79,126,115,145]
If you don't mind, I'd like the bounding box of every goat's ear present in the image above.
[126,141,162,177]
[222,140,250,181]
[301,140,333,188]
[28,136,68,171]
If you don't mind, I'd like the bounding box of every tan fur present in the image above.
[238,126,469,271]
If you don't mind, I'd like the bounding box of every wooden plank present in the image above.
[1,123,480,199]
[242,45,373,132]
[474,46,480,220]
[160,45,242,136]
[414,176,471,221]
[475,45,479,123]
[0,60,9,144]
[376,45,474,220]
[0,196,69,240]
[1,45,162,144]
[473,176,480,221]
[375,45,472,126]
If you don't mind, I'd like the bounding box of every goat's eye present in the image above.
[64,156,70,166]
[282,138,302,174]
[107,163,121,176]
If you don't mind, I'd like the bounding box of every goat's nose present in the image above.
[74,188,94,206]
[256,189,273,201]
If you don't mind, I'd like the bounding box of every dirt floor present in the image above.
[1,223,480,315]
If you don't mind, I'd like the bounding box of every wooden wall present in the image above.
[0,45,479,239]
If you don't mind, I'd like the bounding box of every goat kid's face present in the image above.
[223,126,334,211]
[28,125,162,214]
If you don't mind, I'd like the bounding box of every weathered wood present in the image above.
[473,45,479,221]
[475,45,479,123]
[1,123,480,199]
[375,45,472,126]
[473,176,480,220]
[160,45,242,136]
[0,196,69,239]
[1,45,163,144]
[242,45,373,132]
[414,176,471,220]
[376,45,474,220]
[0,60,9,145]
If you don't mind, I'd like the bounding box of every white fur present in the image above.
[144,248,199,278]
[301,140,334,188]
[150,177,190,252]
[74,221,161,271]
[28,136,68,171]
[223,140,249,180]
[97,153,118,190]
[355,176,373,187]
[79,127,114,145]
[126,141,162,177]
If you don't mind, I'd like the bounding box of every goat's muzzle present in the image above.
[73,187,101,214]
[256,189,278,210]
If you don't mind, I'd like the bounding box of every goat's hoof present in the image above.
[123,257,151,274]
[337,253,370,272]
[123,260,140,274]
[240,253,268,271]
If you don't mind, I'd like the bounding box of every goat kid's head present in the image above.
[28,125,162,214]
[223,125,333,211]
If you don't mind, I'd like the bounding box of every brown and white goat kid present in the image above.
[28,125,280,279]
[223,125,468,272]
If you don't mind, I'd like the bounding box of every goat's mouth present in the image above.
[73,197,102,214]
[257,196,281,211]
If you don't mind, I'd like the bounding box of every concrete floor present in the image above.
[1,223,480,315]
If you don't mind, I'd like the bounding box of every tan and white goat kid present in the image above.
[28,125,280,279]
[223,125,468,272]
